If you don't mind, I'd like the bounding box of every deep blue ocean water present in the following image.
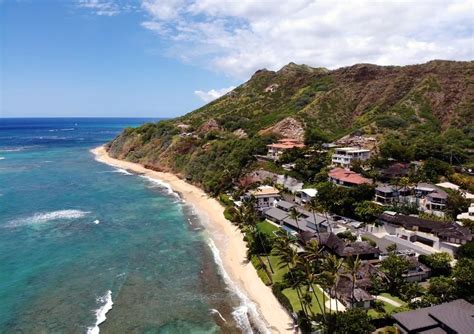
[0,118,244,333]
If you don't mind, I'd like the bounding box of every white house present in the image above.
[458,203,474,221]
[331,147,371,168]
[248,185,281,210]
[295,188,318,204]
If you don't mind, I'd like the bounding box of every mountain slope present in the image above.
[107,60,474,193]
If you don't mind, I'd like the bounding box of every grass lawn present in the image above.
[282,285,327,315]
[379,293,406,306]
[257,221,280,236]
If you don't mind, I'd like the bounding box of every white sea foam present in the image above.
[140,175,181,200]
[60,128,75,131]
[87,290,113,334]
[8,209,90,227]
[210,308,227,323]
[0,147,24,152]
[93,220,100,225]
[113,168,132,175]
[207,238,270,334]
[0,157,4,160]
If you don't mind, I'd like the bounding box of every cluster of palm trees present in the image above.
[272,230,362,325]
[229,193,364,331]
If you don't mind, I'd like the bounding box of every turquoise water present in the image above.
[0,119,243,333]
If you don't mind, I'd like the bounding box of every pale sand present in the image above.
[91,146,294,333]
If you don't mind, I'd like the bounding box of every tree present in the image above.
[344,256,362,306]
[457,241,474,259]
[323,255,344,312]
[354,200,384,223]
[418,252,452,277]
[445,190,470,220]
[452,258,474,302]
[426,276,456,304]
[289,207,302,232]
[386,243,397,253]
[326,308,375,334]
[380,254,410,294]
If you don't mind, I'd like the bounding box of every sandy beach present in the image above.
[91,146,294,333]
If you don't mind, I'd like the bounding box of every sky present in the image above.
[1,0,473,118]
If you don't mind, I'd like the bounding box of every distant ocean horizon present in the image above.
[0,118,246,333]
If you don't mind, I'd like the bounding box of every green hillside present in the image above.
[107,60,474,193]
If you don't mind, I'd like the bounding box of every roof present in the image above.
[436,182,460,190]
[393,299,474,334]
[250,185,280,197]
[335,147,370,153]
[379,213,472,241]
[329,167,373,185]
[376,184,396,193]
[264,207,289,221]
[381,162,409,177]
[299,188,318,197]
[415,182,437,192]
[276,200,296,210]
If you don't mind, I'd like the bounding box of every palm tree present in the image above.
[344,255,362,307]
[308,198,322,240]
[323,255,344,312]
[289,207,302,232]
[298,257,326,320]
[302,239,326,319]
[273,232,307,316]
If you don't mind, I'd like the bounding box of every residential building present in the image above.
[374,184,411,205]
[314,233,380,260]
[378,212,472,255]
[380,162,409,180]
[248,185,281,210]
[457,203,474,221]
[294,188,318,204]
[393,299,474,334]
[415,183,448,216]
[403,256,431,283]
[328,167,373,187]
[331,147,371,168]
[266,138,305,160]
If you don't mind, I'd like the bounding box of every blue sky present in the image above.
[1,0,472,118]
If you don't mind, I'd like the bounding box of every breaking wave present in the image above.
[207,239,270,334]
[113,168,132,175]
[87,290,113,334]
[140,175,181,200]
[8,209,90,227]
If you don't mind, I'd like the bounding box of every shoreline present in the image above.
[91,146,294,333]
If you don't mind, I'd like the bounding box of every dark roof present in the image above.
[379,213,472,241]
[342,241,380,257]
[276,200,296,210]
[264,207,289,221]
[376,184,396,193]
[393,299,474,334]
[381,163,409,177]
[314,233,379,257]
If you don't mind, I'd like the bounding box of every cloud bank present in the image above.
[194,86,235,102]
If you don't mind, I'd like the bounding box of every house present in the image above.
[266,138,305,160]
[248,185,281,210]
[380,162,409,180]
[378,212,472,254]
[328,167,373,187]
[264,201,328,234]
[437,181,474,200]
[457,203,474,221]
[375,184,411,205]
[295,188,318,204]
[392,299,474,334]
[415,183,448,216]
[335,276,375,309]
[315,233,380,260]
[331,147,371,168]
[403,256,431,282]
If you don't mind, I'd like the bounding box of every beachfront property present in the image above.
[308,232,380,260]
[378,212,473,255]
[392,299,474,334]
[457,203,474,221]
[248,185,281,210]
[266,138,305,161]
[264,200,329,234]
[294,188,318,204]
[331,147,371,168]
[328,167,373,187]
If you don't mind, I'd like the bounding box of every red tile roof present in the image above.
[329,167,373,185]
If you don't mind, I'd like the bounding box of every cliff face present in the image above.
[107,60,473,192]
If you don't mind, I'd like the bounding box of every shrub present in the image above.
[272,283,293,312]
[362,236,377,247]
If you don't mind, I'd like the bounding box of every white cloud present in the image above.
[77,0,121,16]
[139,0,473,79]
[194,86,235,102]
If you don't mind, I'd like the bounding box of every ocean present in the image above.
[0,118,248,333]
